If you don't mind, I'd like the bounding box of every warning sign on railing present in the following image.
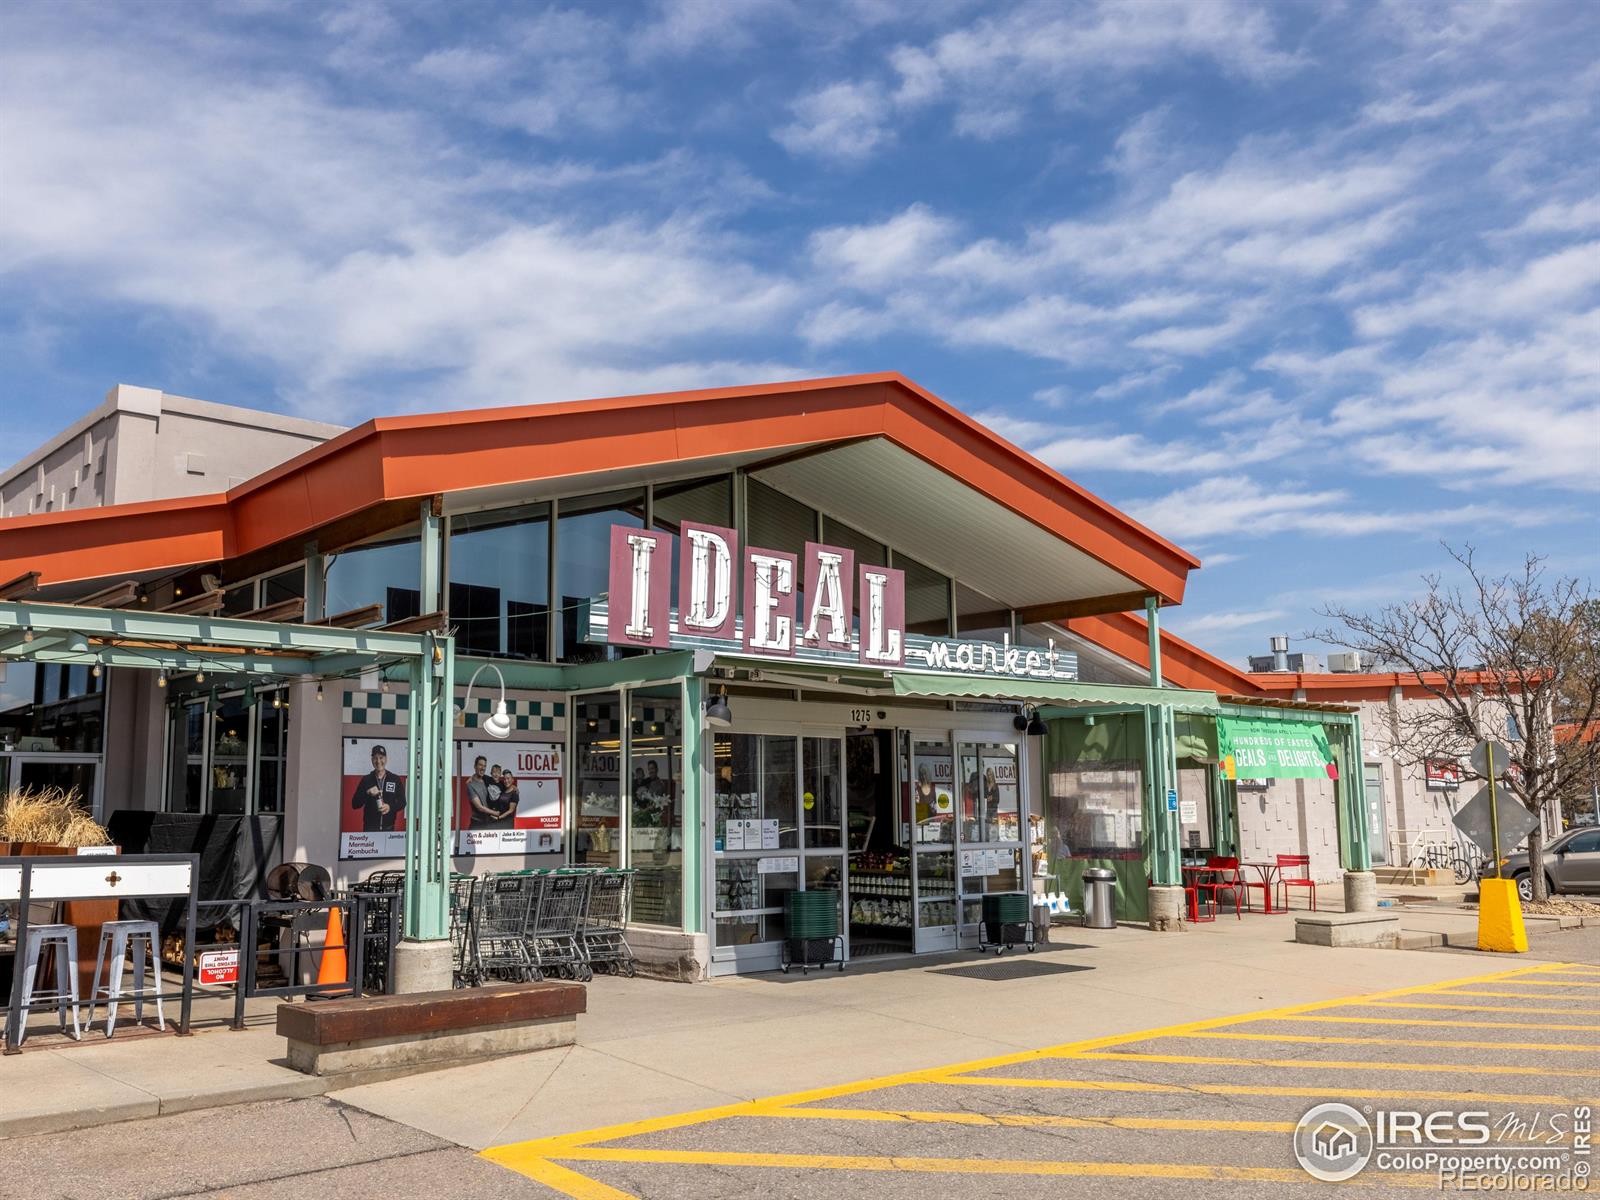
[199,949,239,986]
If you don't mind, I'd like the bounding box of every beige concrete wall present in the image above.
[1235,777,1343,883]
[1,384,343,517]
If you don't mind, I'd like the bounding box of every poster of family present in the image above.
[338,736,564,860]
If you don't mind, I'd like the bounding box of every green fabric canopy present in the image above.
[892,674,1218,713]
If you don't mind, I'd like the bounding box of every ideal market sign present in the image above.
[599,522,1077,683]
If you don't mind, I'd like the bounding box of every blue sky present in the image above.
[2,0,1596,665]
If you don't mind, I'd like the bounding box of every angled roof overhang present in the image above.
[0,374,1198,617]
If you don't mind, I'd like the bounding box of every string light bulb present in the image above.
[92,660,102,678]
[196,670,205,683]
[157,670,168,689]
[315,683,325,702]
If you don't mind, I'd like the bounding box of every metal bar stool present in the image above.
[17,923,83,1045]
[90,919,166,1037]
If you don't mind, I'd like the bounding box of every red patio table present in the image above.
[1241,860,1283,913]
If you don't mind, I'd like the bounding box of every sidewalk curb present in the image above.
[0,1077,335,1141]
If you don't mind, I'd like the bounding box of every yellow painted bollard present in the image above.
[1477,877,1529,953]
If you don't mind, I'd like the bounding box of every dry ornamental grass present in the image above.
[0,785,112,846]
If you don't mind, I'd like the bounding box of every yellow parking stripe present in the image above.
[482,960,1585,1195]
[552,1146,1439,1187]
[497,1158,633,1200]
[764,1107,1296,1133]
[1283,1014,1600,1032]
[1058,1050,1597,1078]
[1347,1000,1600,1014]
[1427,988,1598,999]
[1479,978,1600,987]
[1188,1030,1595,1052]
[946,1076,1598,1106]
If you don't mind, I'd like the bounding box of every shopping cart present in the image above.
[580,869,637,976]
[449,875,480,986]
[352,871,406,993]
[529,871,591,981]
[474,873,541,983]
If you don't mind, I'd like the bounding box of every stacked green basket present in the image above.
[981,892,1031,947]
[783,888,841,971]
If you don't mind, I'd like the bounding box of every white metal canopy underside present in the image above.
[444,437,1140,613]
[750,439,1136,608]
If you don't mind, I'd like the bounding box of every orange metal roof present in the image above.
[0,373,1200,606]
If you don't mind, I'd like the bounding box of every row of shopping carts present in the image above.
[360,867,637,986]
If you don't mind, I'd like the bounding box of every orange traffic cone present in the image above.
[316,906,350,992]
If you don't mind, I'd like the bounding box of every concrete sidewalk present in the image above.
[6,894,1595,1143]
[328,916,1585,1152]
[1369,882,1600,948]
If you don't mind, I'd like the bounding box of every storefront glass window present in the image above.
[0,662,106,753]
[654,476,733,581]
[1047,760,1143,856]
[209,696,251,814]
[960,742,1020,844]
[573,692,622,866]
[261,565,306,608]
[628,689,682,928]
[820,519,885,619]
[324,533,422,624]
[222,581,256,615]
[911,738,954,844]
[449,502,551,660]
[955,582,1011,643]
[557,490,646,662]
[747,479,815,556]
[803,736,843,848]
[901,553,951,636]
[1177,766,1213,857]
[713,731,800,947]
[256,695,289,814]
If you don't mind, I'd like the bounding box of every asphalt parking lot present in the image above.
[484,960,1600,1198]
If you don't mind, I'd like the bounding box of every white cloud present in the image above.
[0,24,809,422]
[774,80,894,162]
[774,0,1298,161]
[1124,477,1556,542]
[1170,608,1285,637]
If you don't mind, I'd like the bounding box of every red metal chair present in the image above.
[1197,856,1243,920]
[1183,870,1216,923]
[1277,854,1316,910]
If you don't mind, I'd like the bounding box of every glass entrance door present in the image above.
[1364,764,1390,866]
[955,740,1023,945]
[907,734,958,952]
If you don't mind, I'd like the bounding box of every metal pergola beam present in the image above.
[0,599,433,660]
[0,596,455,958]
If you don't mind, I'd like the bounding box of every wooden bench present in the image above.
[277,981,585,1076]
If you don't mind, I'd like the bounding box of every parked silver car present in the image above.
[1498,827,1600,901]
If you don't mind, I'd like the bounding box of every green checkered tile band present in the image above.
[342,690,566,732]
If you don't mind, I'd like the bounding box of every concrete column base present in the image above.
[391,937,454,994]
[1147,885,1185,932]
[1343,871,1378,914]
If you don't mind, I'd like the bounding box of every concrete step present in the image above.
[1375,866,1456,886]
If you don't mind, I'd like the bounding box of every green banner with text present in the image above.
[1218,718,1338,781]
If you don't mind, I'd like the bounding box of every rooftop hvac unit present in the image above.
[1326,651,1362,673]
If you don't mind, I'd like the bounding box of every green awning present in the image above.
[892,673,1219,713]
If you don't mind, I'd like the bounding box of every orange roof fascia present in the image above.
[1066,611,1263,695]
[1248,669,1538,702]
[0,373,1201,600]
[0,493,232,587]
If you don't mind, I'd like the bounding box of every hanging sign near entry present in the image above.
[1218,719,1338,782]
[599,523,1078,683]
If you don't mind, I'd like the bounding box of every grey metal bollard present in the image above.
[1083,868,1117,929]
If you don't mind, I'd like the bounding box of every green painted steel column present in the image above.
[680,674,704,935]
[400,652,425,934]
[1338,716,1372,872]
[1145,595,1162,686]
[434,633,456,937]
[1152,705,1181,885]
[303,541,324,622]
